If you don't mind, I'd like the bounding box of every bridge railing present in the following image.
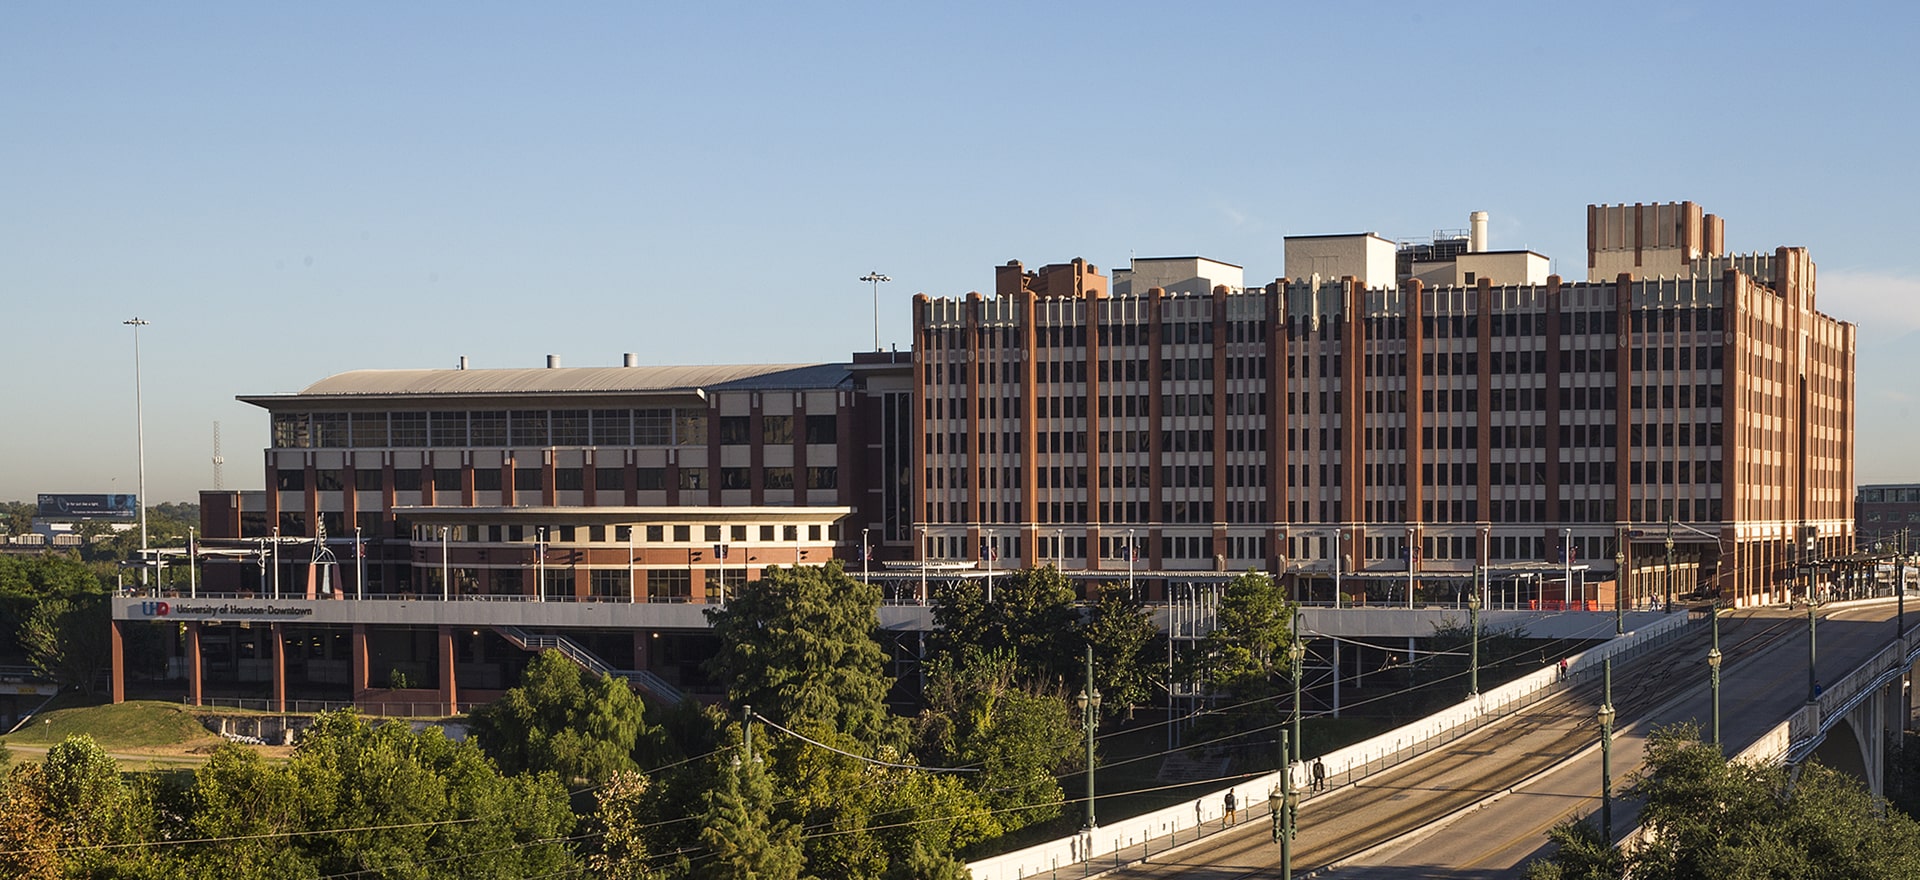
[966,611,1696,880]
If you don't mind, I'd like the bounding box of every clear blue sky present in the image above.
[4,2,1917,503]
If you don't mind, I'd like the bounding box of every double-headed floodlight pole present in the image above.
[860,271,890,351]
[125,317,150,584]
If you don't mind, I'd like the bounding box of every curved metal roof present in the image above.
[279,364,835,399]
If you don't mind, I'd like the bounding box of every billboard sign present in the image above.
[37,493,139,521]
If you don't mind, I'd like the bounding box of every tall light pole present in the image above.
[1598,658,1615,845]
[860,271,890,352]
[1562,527,1573,608]
[1708,599,1722,752]
[918,526,928,605]
[1614,523,1628,621]
[124,317,150,584]
[1076,646,1101,870]
[1896,528,1907,639]
[1333,528,1345,609]
[354,526,365,599]
[536,526,547,602]
[862,527,870,585]
[1275,728,1295,880]
[628,526,637,603]
[1665,524,1676,614]
[439,526,450,600]
[1127,528,1136,598]
[982,531,994,603]
[1612,547,1626,635]
[1468,587,1482,697]
[1406,524,1416,608]
[1808,573,1820,703]
[1289,614,1306,766]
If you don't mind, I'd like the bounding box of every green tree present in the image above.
[288,710,577,879]
[697,734,804,880]
[1200,571,1296,698]
[470,649,653,783]
[0,764,61,880]
[585,768,664,880]
[1527,724,1920,880]
[929,565,1080,687]
[36,734,131,848]
[181,744,316,879]
[1521,819,1623,880]
[1078,582,1162,717]
[704,562,902,746]
[0,501,33,537]
[0,553,102,656]
[915,649,1077,833]
[21,595,113,696]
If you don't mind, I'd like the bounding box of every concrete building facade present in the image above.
[912,203,1854,608]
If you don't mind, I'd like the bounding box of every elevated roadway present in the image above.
[1091,602,1903,878]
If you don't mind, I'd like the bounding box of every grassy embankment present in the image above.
[0,697,283,768]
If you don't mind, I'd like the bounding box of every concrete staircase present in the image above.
[493,625,684,705]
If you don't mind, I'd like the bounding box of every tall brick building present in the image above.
[913,203,1853,608]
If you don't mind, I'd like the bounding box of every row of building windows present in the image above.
[275,465,837,493]
[407,522,833,545]
[270,408,713,450]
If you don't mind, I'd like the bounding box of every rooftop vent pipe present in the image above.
[546,355,560,369]
[458,356,468,370]
[1469,211,1489,253]
[623,353,637,367]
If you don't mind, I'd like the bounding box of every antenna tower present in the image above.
[211,421,226,490]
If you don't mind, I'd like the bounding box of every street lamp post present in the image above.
[862,527,870,585]
[124,317,150,584]
[983,531,995,603]
[354,526,365,600]
[270,527,280,598]
[860,271,891,352]
[1562,528,1573,609]
[1334,528,1345,609]
[1289,613,1306,766]
[439,526,450,601]
[536,527,547,602]
[1665,524,1676,614]
[627,526,637,603]
[1468,587,1482,697]
[1276,729,1294,880]
[1126,528,1137,599]
[1076,646,1101,873]
[1599,658,1616,845]
[1808,577,1820,703]
[1406,524,1416,609]
[1612,548,1626,635]
[1708,600,1723,751]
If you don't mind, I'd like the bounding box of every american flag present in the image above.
[980,540,997,562]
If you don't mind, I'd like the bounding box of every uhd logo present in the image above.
[139,601,170,616]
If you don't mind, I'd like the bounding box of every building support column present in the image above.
[186,622,203,707]
[109,619,126,704]
[438,625,458,716]
[350,623,369,701]
[270,622,286,713]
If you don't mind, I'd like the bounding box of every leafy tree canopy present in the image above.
[1526,724,1920,880]
[704,562,902,748]
[929,565,1080,688]
[470,649,655,784]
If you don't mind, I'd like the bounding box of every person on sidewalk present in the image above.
[1312,758,1327,792]
[1224,790,1237,826]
